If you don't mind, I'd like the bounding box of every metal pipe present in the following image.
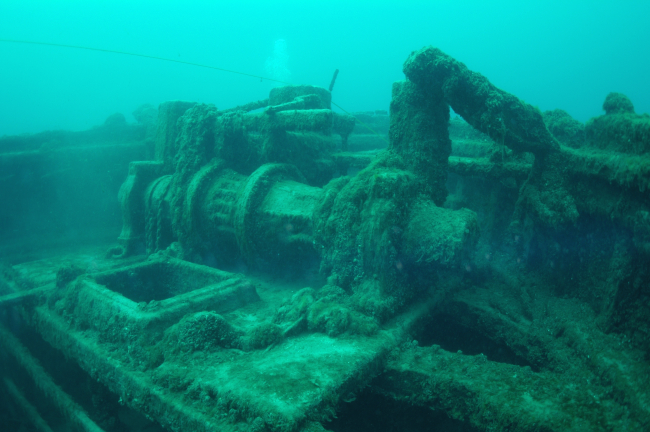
[2,377,55,432]
[0,323,105,432]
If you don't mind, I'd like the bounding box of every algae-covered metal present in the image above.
[1,48,649,432]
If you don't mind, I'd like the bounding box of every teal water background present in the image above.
[1,0,648,136]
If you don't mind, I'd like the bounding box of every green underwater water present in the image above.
[1,2,649,432]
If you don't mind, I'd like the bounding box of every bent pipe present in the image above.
[403,46,560,156]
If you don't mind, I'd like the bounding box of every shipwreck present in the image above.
[1,47,649,432]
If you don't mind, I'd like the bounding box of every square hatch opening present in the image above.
[91,259,232,302]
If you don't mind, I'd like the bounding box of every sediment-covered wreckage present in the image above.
[1,47,650,432]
